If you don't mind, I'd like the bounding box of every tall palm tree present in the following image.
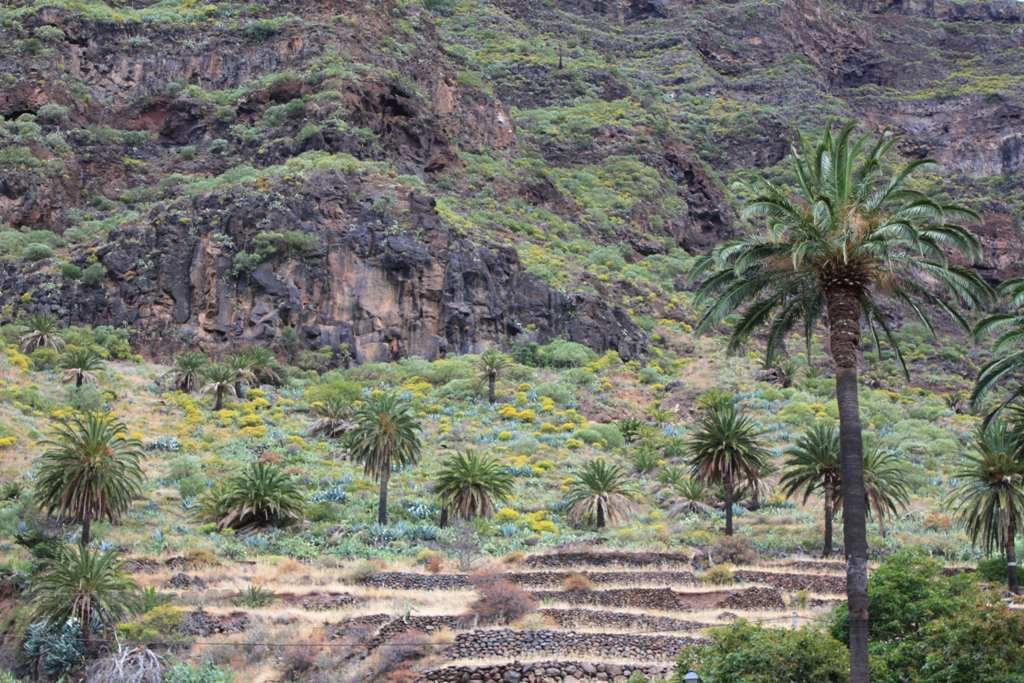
[201,363,237,411]
[345,393,421,524]
[435,451,514,524]
[691,122,991,681]
[565,458,638,528]
[687,402,769,536]
[164,351,207,393]
[19,313,65,353]
[477,349,509,404]
[31,545,138,651]
[781,423,843,556]
[34,412,145,546]
[60,347,104,388]
[949,421,1024,593]
[972,277,1024,417]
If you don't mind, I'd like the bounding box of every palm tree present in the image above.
[60,347,104,388]
[31,545,139,652]
[781,423,843,556]
[972,277,1024,417]
[666,476,715,516]
[239,346,283,386]
[477,349,509,404]
[34,412,145,546]
[860,448,911,538]
[345,393,421,524]
[435,451,514,524]
[201,362,237,411]
[948,421,1024,593]
[19,313,65,353]
[687,402,769,536]
[690,122,991,680]
[206,461,305,531]
[308,397,354,438]
[164,351,207,393]
[565,458,638,528]
[228,353,257,400]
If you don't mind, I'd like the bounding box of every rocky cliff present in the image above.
[0,0,1021,362]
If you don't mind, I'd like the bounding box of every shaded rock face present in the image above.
[0,173,646,362]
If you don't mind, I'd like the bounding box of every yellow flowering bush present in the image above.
[565,438,583,449]
[498,431,513,441]
[0,435,16,448]
[4,347,31,372]
[240,425,268,439]
[495,507,519,522]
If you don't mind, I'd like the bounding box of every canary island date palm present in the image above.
[687,402,769,536]
[34,412,145,546]
[239,346,283,386]
[972,277,1024,418]
[565,458,638,528]
[201,362,237,411]
[60,347,104,388]
[308,397,354,439]
[214,461,305,531]
[31,544,138,652]
[346,393,421,524]
[19,313,65,353]
[859,447,911,538]
[781,423,843,556]
[164,351,207,393]
[948,420,1024,593]
[691,121,991,681]
[477,348,509,404]
[435,450,514,524]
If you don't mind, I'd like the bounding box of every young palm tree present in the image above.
[60,347,104,388]
[948,421,1024,593]
[666,476,716,516]
[435,451,514,524]
[239,346,283,386]
[691,122,991,680]
[308,397,354,438]
[565,458,638,528]
[228,353,257,400]
[345,393,421,524]
[201,362,237,411]
[210,461,305,531]
[860,448,911,538]
[972,277,1024,417]
[34,412,145,546]
[19,313,65,353]
[687,402,770,536]
[477,349,509,404]
[31,545,138,652]
[781,423,843,556]
[164,351,207,393]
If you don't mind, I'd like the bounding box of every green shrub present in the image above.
[675,621,848,682]
[37,103,69,124]
[164,662,234,683]
[976,556,1021,584]
[29,346,60,370]
[116,604,185,643]
[58,262,82,279]
[702,564,734,585]
[536,340,597,367]
[21,242,54,261]
[80,262,106,285]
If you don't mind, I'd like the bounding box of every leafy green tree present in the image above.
[687,402,769,536]
[205,461,305,531]
[60,347,104,388]
[948,421,1024,593]
[19,313,65,353]
[781,423,843,556]
[565,458,638,528]
[435,451,514,524]
[972,277,1024,416]
[31,545,139,651]
[345,393,421,524]
[477,348,509,404]
[691,122,990,681]
[201,363,236,411]
[164,351,207,393]
[34,412,145,545]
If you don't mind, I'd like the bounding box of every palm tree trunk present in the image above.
[378,469,390,525]
[214,387,224,411]
[76,371,83,388]
[439,506,449,528]
[81,603,91,655]
[826,287,870,683]
[81,514,91,547]
[488,372,496,404]
[1008,512,1019,594]
[235,380,246,400]
[597,502,606,529]
[723,472,734,536]
[823,487,834,557]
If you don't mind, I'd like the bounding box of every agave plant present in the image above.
[30,545,139,650]
[208,461,305,531]
[308,397,354,438]
[60,347,105,388]
[434,451,514,523]
[163,351,207,393]
[565,458,638,528]
[34,412,145,545]
[19,313,65,353]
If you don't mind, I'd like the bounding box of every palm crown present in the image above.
[434,450,514,522]
[693,122,990,372]
[972,278,1024,416]
[565,458,638,529]
[781,423,843,555]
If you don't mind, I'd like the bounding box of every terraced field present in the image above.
[124,549,848,682]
